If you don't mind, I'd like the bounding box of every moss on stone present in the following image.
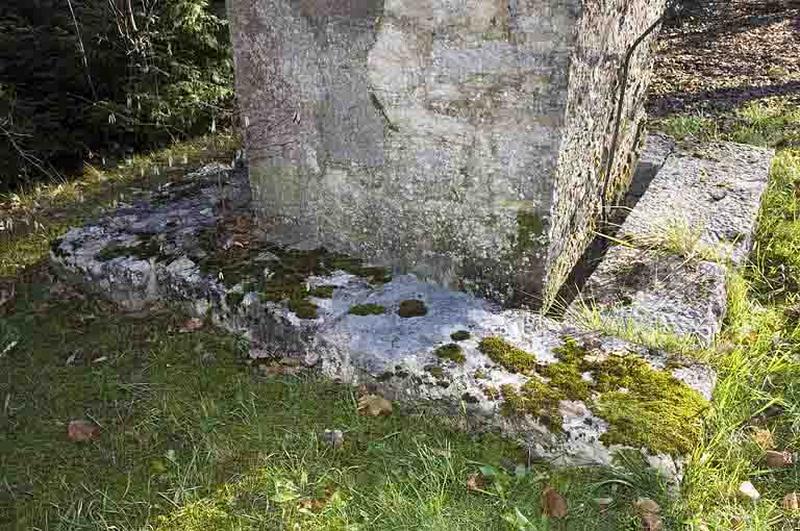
[398,299,427,318]
[434,343,465,363]
[500,380,564,431]
[478,337,537,374]
[540,361,590,402]
[483,386,500,400]
[515,209,545,256]
[196,226,390,298]
[96,234,163,262]
[552,336,589,366]
[426,365,445,379]
[473,369,487,380]
[450,330,471,341]
[308,285,335,298]
[490,335,709,455]
[587,354,707,455]
[348,303,386,316]
[287,297,318,319]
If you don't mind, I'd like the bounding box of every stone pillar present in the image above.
[228,0,666,308]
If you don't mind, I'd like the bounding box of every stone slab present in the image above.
[52,162,715,482]
[570,140,773,345]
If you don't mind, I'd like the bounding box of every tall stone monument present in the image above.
[228,0,666,307]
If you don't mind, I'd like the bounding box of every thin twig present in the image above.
[66,0,98,100]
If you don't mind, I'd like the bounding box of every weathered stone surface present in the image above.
[570,141,773,344]
[52,162,715,481]
[228,0,667,307]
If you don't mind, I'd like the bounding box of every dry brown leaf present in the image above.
[764,450,794,468]
[634,498,663,531]
[782,492,799,512]
[357,394,393,417]
[541,486,568,519]
[67,419,100,442]
[178,317,204,333]
[466,473,486,492]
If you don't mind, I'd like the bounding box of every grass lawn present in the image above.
[1,98,799,530]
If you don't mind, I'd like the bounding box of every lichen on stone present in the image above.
[398,299,427,318]
[478,337,537,374]
[434,343,465,363]
[348,303,386,316]
[450,330,471,341]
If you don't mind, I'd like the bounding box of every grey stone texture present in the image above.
[570,140,774,345]
[228,0,667,307]
[51,162,715,482]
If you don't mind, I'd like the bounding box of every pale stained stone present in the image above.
[227,0,668,308]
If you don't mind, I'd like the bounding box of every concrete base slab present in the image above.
[51,160,716,482]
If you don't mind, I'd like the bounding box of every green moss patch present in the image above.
[96,234,163,262]
[540,362,590,402]
[478,337,537,374]
[287,297,318,319]
[515,209,545,256]
[308,285,335,298]
[450,330,471,341]
[500,380,564,431]
[434,343,465,363]
[494,335,708,455]
[348,303,386,316]
[588,354,707,455]
[398,299,427,318]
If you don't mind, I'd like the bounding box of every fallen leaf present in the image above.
[67,419,100,442]
[178,317,203,333]
[738,481,760,501]
[541,486,568,519]
[782,492,799,512]
[634,498,663,531]
[764,450,793,468]
[298,498,326,512]
[750,427,774,450]
[357,394,392,417]
[466,472,486,492]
